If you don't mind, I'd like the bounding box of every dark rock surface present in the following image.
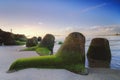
[14,34,27,41]
[0,29,16,45]
[38,37,42,41]
[87,38,111,68]
[26,37,38,47]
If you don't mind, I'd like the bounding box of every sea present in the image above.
[54,35,120,70]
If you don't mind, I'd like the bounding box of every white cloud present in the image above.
[38,22,43,25]
[81,3,107,13]
[63,25,120,36]
[90,25,120,35]
[69,3,107,16]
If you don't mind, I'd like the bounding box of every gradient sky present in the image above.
[0,0,120,37]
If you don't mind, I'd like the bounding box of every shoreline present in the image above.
[0,46,120,80]
[6,68,120,80]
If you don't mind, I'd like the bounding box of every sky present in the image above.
[0,0,120,37]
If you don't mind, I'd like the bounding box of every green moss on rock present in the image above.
[14,34,27,42]
[58,41,63,45]
[26,37,38,47]
[8,32,86,74]
[36,47,51,56]
[39,34,55,54]
[9,56,63,71]
[56,32,85,64]
[22,46,38,51]
[15,40,26,45]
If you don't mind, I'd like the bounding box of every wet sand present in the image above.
[0,46,120,80]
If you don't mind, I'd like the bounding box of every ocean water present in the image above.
[54,35,120,70]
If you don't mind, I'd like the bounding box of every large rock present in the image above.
[3,32,16,45]
[87,38,111,68]
[56,32,85,65]
[32,37,38,43]
[0,29,16,45]
[39,34,55,54]
[26,37,38,47]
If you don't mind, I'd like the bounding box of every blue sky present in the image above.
[0,0,120,36]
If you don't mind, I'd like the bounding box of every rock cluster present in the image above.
[8,32,112,74]
[8,32,86,74]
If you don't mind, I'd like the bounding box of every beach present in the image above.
[0,45,120,80]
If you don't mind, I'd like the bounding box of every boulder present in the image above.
[39,34,55,55]
[56,32,85,65]
[0,29,16,45]
[87,38,111,68]
[38,37,42,41]
[32,37,38,43]
[3,32,16,45]
[26,37,38,47]
[14,34,27,41]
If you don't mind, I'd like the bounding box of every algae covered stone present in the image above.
[26,37,38,47]
[8,32,86,74]
[14,34,27,41]
[39,34,55,54]
[56,32,85,65]
[87,38,111,68]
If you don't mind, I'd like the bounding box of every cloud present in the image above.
[63,25,120,36]
[69,3,107,16]
[38,22,43,25]
[89,25,120,35]
[80,3,107,13]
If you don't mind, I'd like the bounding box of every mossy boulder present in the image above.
[0,29,16,45]
[32,37,38,43]
[26,37,38,47]
[39,34,55,54]
[4,32,16,45]
[56,32,85,65]
[8,32,86,74]
[87,38,111,68]
[14,34,27,42]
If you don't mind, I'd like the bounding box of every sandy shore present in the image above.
[0,46,120,80]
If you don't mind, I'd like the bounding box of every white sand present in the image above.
[0,46,120,80]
